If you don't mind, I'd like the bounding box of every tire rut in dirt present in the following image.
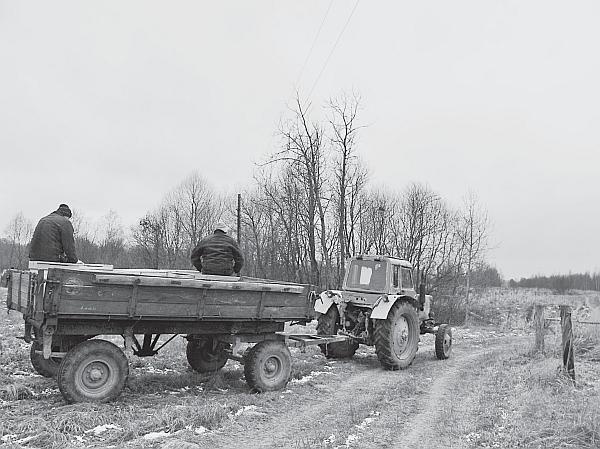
[364,347,494,449]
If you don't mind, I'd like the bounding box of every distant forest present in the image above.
[511,273,600,293]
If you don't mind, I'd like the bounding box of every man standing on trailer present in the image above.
[191,223,244,276]
[29,203,79,263]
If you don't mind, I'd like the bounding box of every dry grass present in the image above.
[1,286,599,448]
[438,342,600,448]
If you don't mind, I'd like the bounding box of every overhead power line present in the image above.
[306,0,361,104]
[295,0,334,89]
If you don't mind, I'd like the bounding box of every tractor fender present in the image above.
[371,295,418,320]
[314,290,343,314]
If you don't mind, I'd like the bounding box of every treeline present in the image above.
[1,94,497,301]
[511,273,600,293]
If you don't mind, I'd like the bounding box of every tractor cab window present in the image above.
[392,265,400,288]
[345,259,388,292]
[401,268,413,290]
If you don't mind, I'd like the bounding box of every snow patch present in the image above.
[143,431,170,440]
[85,424,122,435]
[229,405,265,418]
[291,371,331,384]
[1,434,17,443]
[338,411,381,448]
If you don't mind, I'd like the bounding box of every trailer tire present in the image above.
[435,324,452,360]
[57,339,129,403]
[186,338,230,373]
[374,301,419,370]
[316,306,359,358]
[30,336,89,378]
[30,342,61,378]
[244,340,291,392]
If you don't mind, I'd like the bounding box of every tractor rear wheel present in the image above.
[435,324,452,359]
[186,337,230,373]
[374,301,420,370]
[244,340,291,392]
[316,306,359,358]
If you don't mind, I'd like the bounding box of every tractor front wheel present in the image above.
[374,301,420,370]
[316,306,359,358]
[435,324,452,360]
[244,340,292,392]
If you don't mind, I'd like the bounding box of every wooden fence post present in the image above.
[533,304,545,352]
[560,305,575,383]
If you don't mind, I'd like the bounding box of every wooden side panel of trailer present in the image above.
[46,269,312,322]
[7,270,35,314]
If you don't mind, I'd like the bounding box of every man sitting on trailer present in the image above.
[190,223,244,276]
[29,203,79,264]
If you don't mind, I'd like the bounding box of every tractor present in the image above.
[315,255,452,369]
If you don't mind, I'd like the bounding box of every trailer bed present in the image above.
[6,266,313,325]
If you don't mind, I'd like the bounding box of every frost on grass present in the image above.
[290,371,332,384]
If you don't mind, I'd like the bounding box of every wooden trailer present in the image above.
[3,264,334,403]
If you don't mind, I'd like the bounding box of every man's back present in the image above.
[191,230,244,276]
[29,212,77,263]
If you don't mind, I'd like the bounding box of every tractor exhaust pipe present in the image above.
[419,274,426,308]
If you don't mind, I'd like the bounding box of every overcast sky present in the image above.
[1,1,599,279]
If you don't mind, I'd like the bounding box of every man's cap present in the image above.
[57,204,72,218]
[214,222,228,233]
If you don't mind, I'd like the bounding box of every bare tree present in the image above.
[457,191,490,324]
[4,212,33,269]
[98,210,125,266]
[171,172,224,251]
[271,95,328,286]
[328,92,365,284]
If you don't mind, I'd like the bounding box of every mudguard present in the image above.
[371,295,417,320]
[314,290,343,314]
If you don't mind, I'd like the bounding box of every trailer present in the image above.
[3,263,333,403]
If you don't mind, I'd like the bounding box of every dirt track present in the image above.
[194,337,503,449]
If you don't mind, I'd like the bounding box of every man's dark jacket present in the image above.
[29,211,78,263]
[190,231,244,276]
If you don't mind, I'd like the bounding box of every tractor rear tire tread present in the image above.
[316,306,358,358]
[374,301,420,370]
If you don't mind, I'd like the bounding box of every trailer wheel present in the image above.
[30,336,89,378]
[57,339,129,403]
[435,324,452,360]
[374,301,419,370]
[316,306,359,358]
[186,338,230,373]
[30,342,61,378]
[244,340,292,392]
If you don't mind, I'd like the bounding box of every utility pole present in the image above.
[237,193,242,245]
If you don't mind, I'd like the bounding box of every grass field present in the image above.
[0,287,599,448]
